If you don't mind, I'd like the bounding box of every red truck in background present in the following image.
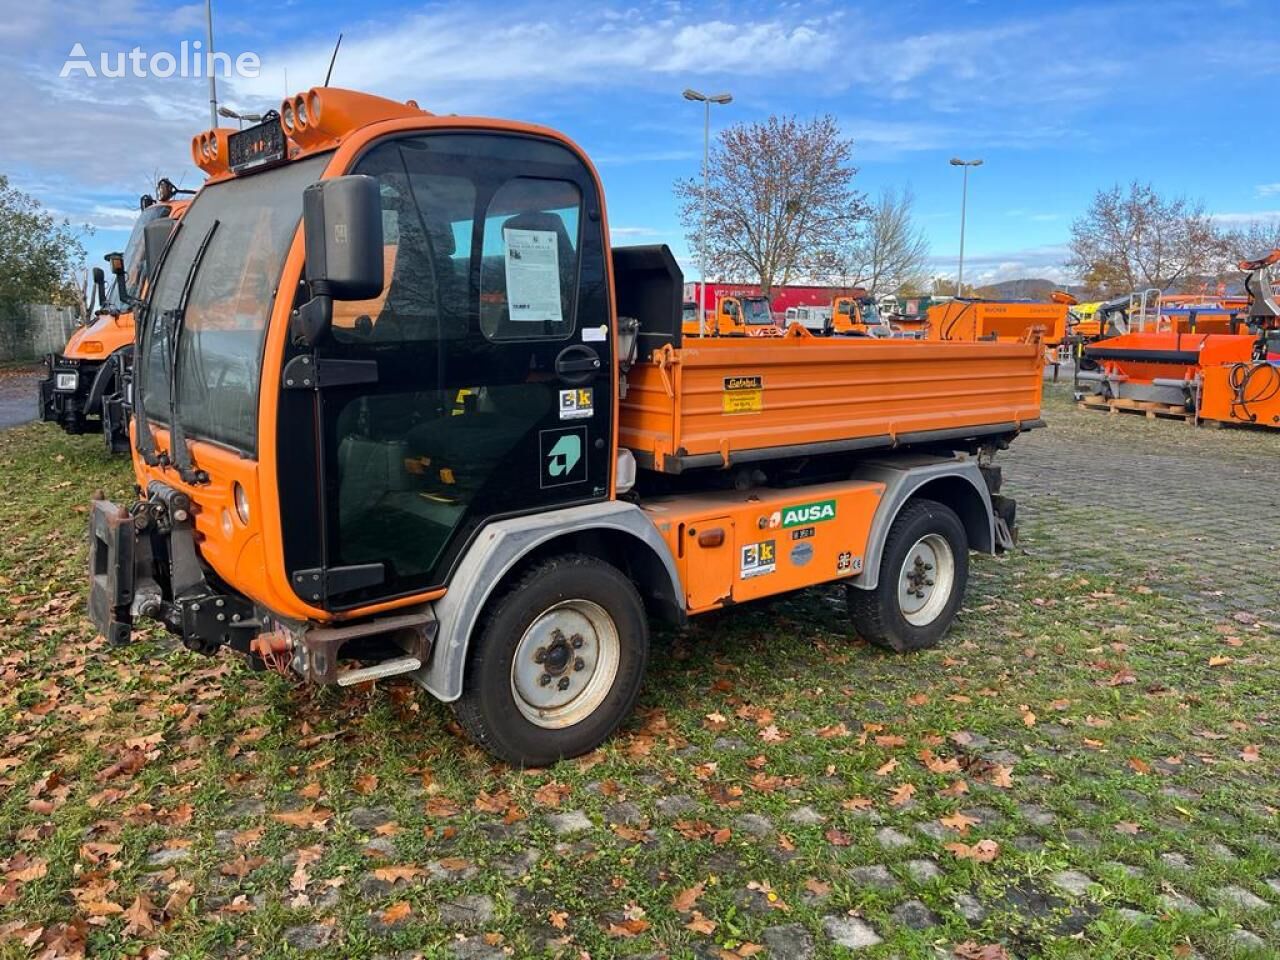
[683,282,858,322]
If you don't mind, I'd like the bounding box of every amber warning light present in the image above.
[228,119,288,173]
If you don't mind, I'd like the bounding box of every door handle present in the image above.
[555,345,602,385]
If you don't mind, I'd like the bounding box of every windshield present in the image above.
[742,297,773,325]
[140,153,330,452]
[104,204,171,312]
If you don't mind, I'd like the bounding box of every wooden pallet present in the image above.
[1077,397,1194,422]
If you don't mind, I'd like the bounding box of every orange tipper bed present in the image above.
[620,333,1044,473]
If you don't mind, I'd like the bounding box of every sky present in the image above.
[2,0,1279,287]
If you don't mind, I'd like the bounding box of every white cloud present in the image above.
[929,244,1073,285]
[1257,184,1280,197]
[1210,210,1280,225]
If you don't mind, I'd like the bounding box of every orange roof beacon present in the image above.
[39,183,190,452]
[87,88,1045,766]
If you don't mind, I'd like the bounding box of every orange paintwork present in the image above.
[132,89,619,624]
[619,337,1044,473]
[1089,331,1255,386]
[642,480,885,614]
[62,311,134,361]
[926,300,1068,346]
[1199,362,1280,428]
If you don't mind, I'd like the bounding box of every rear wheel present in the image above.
[453,554,649,766]
[847,499,969,653]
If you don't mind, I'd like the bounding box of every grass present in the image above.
[0,386,1277,959]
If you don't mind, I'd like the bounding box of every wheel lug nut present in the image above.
[571,634,584,649]
[574,657,585,671]
[534,648,546,663]
[539,673,552,686]
[925,579,934,586]
[557,677,570,691]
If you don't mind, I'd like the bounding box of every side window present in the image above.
[334,142,476,343]
[479,178,581,342]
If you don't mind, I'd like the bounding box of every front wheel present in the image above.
[846,498,969,653]
[453,554,649,766]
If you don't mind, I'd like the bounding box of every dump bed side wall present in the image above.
[619,339,1044,472]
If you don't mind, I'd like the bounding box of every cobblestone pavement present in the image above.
[1008,384,1280,619]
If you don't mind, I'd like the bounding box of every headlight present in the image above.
[55,372,78,391]
[233,482,250,525]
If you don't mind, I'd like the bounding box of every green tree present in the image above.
[0,175,88,324]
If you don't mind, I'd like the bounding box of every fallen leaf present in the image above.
[685,910,717,935]
[672,882,704,913]
[889,782,917,806]
[1241,744,1261,763]
[122,894,158,936]
[381,901,411,924]
[940,812,979,834]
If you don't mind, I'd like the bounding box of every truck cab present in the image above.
[39,195,186,451]
[684,294,778,336]
[89,88,1040,767]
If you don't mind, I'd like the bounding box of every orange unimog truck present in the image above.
[681,294,778,337]
[88,88,1044,766]
[40,186,189,452]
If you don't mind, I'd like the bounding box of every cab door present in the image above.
[276,133,613,611]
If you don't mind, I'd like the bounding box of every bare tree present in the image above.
[675,115,867,291]
[846,186,930,296]
[1067,181,1223,295]
[1221,219,1280,262]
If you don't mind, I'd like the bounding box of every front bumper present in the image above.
[39,354,103,432]
[88,486,434,681]
[88,485,259,650]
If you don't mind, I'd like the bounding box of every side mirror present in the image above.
[142,218,177,285]
[293,175,384,345]
[92,267,107,313]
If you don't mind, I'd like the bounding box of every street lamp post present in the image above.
[683,88,732,335]
[949,157,983,296]
[217,106,263,129]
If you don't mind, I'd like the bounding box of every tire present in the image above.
[452,554,649,766]
[846,498,969,653]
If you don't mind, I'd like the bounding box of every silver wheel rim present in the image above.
[898,533,955,626]
[510,599,620,729]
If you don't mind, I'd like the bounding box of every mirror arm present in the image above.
[290,292,333,347]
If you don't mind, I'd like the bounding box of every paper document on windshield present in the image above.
[504,228,562,323]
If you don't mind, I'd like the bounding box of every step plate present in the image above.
[335,656,422,687]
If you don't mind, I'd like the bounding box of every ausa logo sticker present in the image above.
[781,498,837,528]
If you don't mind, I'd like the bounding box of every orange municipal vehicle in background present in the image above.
[925,294,1073,348]
[89,88,1044,766]
[681,293,778,336]
[39,184,190,452]
[1077,251,1280,428]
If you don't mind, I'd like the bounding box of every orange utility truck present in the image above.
[39,186,189,451]
[89,88,1044,766]
[682,293,779,337]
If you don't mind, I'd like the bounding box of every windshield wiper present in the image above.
[166,219,220,485]
[135,220,185,467]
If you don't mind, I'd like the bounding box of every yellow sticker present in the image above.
[723,390,763,413]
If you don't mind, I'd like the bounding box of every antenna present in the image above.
[324,33,343,87]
